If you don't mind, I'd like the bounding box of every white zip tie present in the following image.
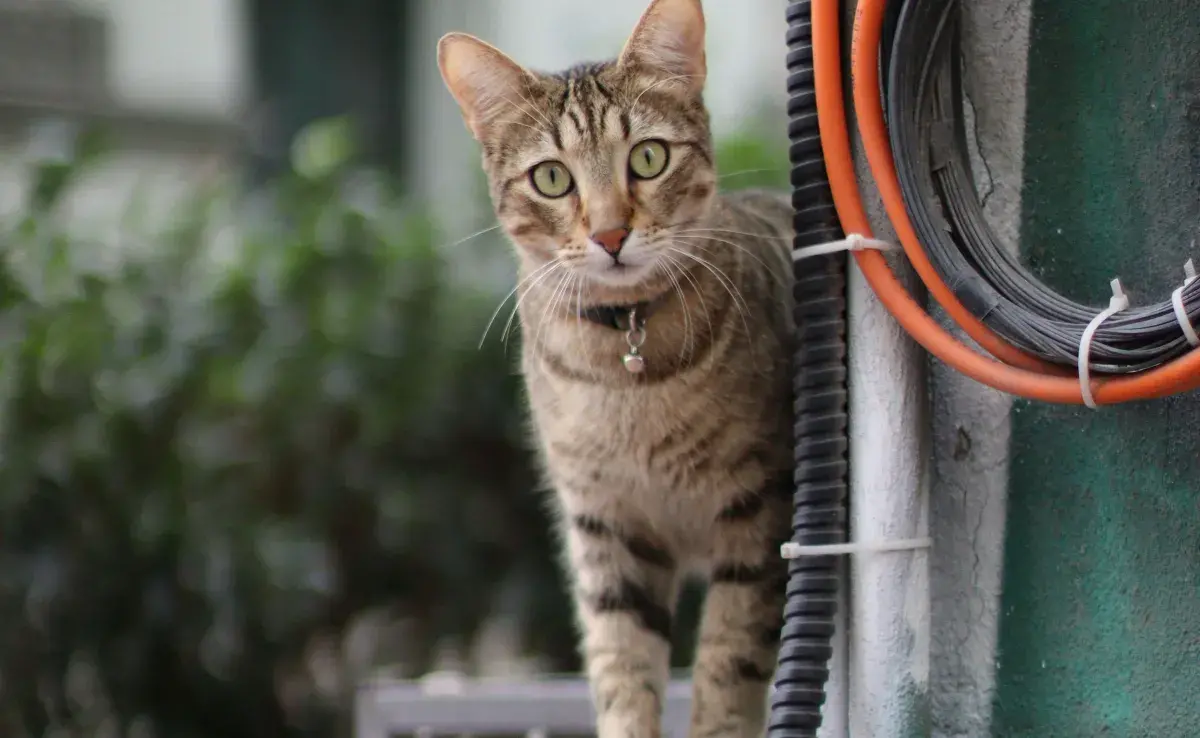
[1170,256,1198,347]
[1077,278,1130,409]
[793,232,896,262]
[780,537,932,559]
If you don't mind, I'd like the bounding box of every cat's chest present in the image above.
[533,381,682,467]
[531,377,774,551]
[530,376,749,494]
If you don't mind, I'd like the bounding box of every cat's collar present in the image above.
[578,303,645,331]
[578,295,671,374]
[577,295,665,331]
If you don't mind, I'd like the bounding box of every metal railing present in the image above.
[354,676,694,738]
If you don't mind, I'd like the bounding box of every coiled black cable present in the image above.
[887,0,1200,374]
[768,2,849,736]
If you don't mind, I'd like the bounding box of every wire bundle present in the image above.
[883,0,1200,374]
[810,0,1200,404]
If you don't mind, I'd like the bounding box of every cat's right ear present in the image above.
[438,32,533,140]
[618,0,706,94]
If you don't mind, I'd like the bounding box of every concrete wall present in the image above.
[927,2,1031,735]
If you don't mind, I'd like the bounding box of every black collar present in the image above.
[577,291,670,331]
[578,302,649,331]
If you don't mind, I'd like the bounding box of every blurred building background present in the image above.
[0,0,787,230]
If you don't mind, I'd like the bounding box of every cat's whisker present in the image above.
[669,247,763,375]
[437,224,503,251]
[668,247,753,343]
[572,273,588,350]
[572,271,587,343]
[478,258,560,349]
[667,246,750,315]
[716,168,779,181]
[660,250,714,345]
[672,227,792,243]
[527,272,565,353]
[496,261,558,349]
[658,257,694,365]
[501,260,565,348]
[672,233,789,290]
[672,226,795,284]
[667,250,710,343]
[546,270,579,351]
[532,269,575,356]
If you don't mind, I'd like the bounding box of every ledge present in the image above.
[354,676,695,737]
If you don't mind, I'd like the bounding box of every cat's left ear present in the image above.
[438,32,534,140]
[618,0,706,94]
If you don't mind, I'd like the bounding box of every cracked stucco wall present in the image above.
[840,0,1032,734]
[928,2,1031,737]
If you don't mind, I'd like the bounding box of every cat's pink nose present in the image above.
[591,226,630,256]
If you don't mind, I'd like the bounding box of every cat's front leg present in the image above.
[562,503,681,738]
[689,489,789,738]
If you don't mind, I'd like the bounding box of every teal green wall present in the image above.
[995,1,1200,736]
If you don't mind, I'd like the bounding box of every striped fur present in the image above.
[439,1,794,736]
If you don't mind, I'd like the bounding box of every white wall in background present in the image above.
[68,0,247,118]
[0,0,245,233]
[491,0,787,134]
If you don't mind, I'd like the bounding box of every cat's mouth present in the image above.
[593,258,650,284]
[578,248,651,285]
[577,235,665,288]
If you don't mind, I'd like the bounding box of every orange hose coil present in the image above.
[811,0,1200,404]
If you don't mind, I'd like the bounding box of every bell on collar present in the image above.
[622,349,646,373]
[622,306,647,373]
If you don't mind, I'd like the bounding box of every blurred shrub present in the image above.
[0,116,790,738]
[0,118,572,738]
[714,128,790,192]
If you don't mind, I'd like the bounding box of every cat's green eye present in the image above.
[530,161,574,198]
[629,139,669,180]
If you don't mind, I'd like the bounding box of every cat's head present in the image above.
[438,0,714,293]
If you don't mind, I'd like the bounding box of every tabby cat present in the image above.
[438,0,795,735]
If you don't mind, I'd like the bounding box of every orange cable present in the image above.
[811,0,1200,404]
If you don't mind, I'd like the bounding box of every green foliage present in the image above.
[0,121,571,738]
[714,129,790,192]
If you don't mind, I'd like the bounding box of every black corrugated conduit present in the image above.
[768,2,850,736]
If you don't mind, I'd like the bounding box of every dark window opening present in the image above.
[246,0,409,184]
